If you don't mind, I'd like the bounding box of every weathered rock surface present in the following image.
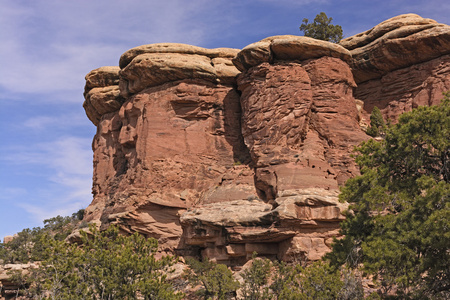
[119,43,240,98]
[233,35,351,71]
[180,189,346,264]
[81,15,449,266]
[339,14,450,120]
[2,236,14,244]
[0,263,38,298]
[177,37,367,264]
[340,14,450,84]
[83,44,252,252]
[83,66,123,126]
[355,54,450,120]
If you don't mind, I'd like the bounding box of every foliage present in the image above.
[72,208,85,221]
[366,106,386,137]
[25,225,183,299]
[0,228,37,264]
[329,93,450,298]
[272,261,360,300]
[299,12,343,43]
[0,212,81,264]
[338,267,365,300]
[181,254,363,300]
[240,253,272,299]
[184,257,239,300]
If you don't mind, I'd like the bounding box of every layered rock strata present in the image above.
[81,15,450,266]
[82,39,368,265]
[180,36,367,265]
[340,14,450,120]
[82,44,253,252]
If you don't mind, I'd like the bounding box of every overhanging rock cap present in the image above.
[233,35,352,71]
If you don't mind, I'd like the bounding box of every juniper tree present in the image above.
[328,93,450,298]
[366,106,386,137]
[25,225,183,299]
[299,12,343,43]
[184,257,239,300]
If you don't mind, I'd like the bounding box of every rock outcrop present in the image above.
[0,263,37,298]
[83,66,123,126]
[80,15,450,266]
[340,14,450,120]
[2,236,14,244]
[82,44,252,253]
[179,36,366,264]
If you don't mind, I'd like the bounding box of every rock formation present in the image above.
[80,14,450,266]
[0,263,38,298]
[340,13,450,120]
[81,44,255,253]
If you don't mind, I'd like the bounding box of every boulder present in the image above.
[119,43,239,69]
[0,263,38,295]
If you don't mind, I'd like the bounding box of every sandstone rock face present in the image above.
[119,43,240,98]
[81,15,449,266]
[178,37,367,265]
[83,66,123,126]
[238,57,366,189]
[340,14,450,120]
[180,189,347,264]
[355,55,450,120]
[233,35,351,71]
[2,236,14,244]
[340,14,450,83]
[83,44,252,252]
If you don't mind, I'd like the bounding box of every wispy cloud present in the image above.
[1,136,93,222]
[23,113,89,131]
[5,136,92,177]
[0,0,230,98]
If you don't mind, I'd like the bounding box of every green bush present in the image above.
[0,213,80,264]
[299,12,343,43]
[241,253,272,300]
[329,93,450,298]
[184,257,239,300]
[366,106,386,137]
[26,225,183,299]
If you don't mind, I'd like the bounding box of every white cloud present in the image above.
[0,0,230,98]
[7,136,93,177]
[23,113,89,130]
[1,136,93,222]
[19,201,87,224]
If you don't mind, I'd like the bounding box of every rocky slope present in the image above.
[80,14,450,266]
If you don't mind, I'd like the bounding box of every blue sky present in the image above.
[0,0,449,240]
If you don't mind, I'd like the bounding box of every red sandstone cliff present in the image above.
[79,14,450,265]
[339,13,450,121]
